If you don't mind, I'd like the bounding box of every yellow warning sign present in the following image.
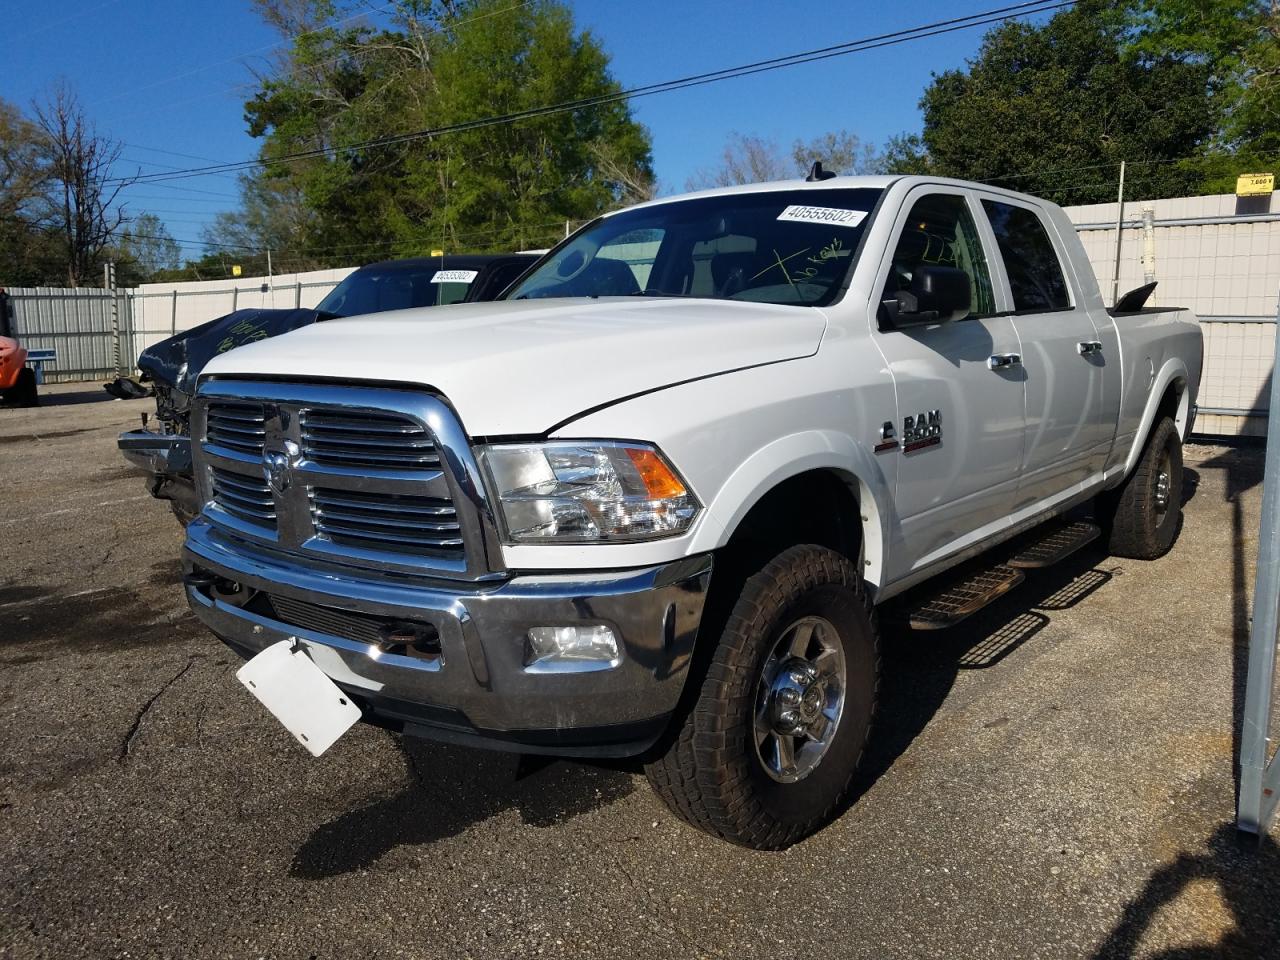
[231,264,243,277]
[430,249,445,257]
[1236,173,1274,197]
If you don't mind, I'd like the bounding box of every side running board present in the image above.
[909,565,1025,631]
[1007,521,1100,569]
[904,520,1103,631]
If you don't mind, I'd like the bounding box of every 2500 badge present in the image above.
[902,410,942,453]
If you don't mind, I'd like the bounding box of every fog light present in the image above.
[525,625,620,670]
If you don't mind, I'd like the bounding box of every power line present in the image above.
[88,2,401,109]
[96,0,533,124]
[109,0,1074,187]
[122,181,242,200]
[12,0,122,42]
[122,142,235,166]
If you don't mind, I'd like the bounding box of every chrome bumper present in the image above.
[118,429,192,475]
[183,521,713,756]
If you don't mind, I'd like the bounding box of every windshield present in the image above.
[316,264,476,317]
[506,187,882,307]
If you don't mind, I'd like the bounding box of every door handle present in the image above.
[1077,340,1103,356]
[988,353,1022,370]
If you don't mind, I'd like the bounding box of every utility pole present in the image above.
[1110,160,1126,306]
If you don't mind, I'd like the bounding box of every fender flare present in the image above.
[1121,357,1191,479]
[687,429,894,588]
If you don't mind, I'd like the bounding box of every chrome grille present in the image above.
[301,409,441,471]
[311,487,463,557]
[210,466,276,529]
[194,382,499,579]
[206,400,267,457]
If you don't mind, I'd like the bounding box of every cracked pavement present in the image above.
[2,382,1278,959]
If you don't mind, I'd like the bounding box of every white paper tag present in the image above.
[776,205,867,228]
[431,269,478,284]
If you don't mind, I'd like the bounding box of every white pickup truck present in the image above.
[180,174,1202,849]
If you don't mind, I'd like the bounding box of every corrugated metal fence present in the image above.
[125,279,342,360]
[5,286,132,383]
[1068,191,1280,437]
[5,268,351,384]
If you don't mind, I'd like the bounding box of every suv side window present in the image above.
[981,200,1071,312]
[882,193,996,320]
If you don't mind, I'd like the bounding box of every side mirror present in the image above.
[890,265,971,326]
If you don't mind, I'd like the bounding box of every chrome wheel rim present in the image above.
[753,615,846,784]
[1154,451,1173,514]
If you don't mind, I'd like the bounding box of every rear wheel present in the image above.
[1099,415,1182,559]
[645,544,879,849]
[9,368,38,407]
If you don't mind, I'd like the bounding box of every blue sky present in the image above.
[2,0,1046,260]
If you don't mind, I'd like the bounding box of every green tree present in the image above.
[914,1,1219,204]
[0,97,61,286]
[114,213,182,284]
[235,0,653,262]
[202,172,316,270]
[1129,0,1280,184]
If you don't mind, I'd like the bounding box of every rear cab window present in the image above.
[980,200,1072,312]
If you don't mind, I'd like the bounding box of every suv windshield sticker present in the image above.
[776,205,867,228]
[431,269,478,284]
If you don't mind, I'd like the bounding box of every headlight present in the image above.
[478,441,700,543]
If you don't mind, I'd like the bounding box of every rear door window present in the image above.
[981,200,1071,311]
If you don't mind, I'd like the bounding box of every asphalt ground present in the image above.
[2,381,1278,960]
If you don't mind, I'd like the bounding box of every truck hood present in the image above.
[198,297,827,435]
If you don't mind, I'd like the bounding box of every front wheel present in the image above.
[645,545,880,849]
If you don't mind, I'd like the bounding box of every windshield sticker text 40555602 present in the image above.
[776,205,868,228]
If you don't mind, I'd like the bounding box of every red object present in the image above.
[0,336,27,391]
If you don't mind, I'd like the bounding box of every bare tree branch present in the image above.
[31,83,138,286]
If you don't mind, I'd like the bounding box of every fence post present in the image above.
[1238,293,1280,837]
[170,289,178,335]
[295,280,302,308]
[105,261,125,377]
[232,285,239,311]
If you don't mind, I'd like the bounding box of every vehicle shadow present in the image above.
[292,541,1123,875]
[1091,823,1280,959]
[11,387,124,408]
[290,739,637,880]
[849,544,1117,807]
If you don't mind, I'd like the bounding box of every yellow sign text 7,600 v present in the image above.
[1236,173,1274,197]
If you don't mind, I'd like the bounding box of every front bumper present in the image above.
[119,429,192,475]
[183,521,712,756]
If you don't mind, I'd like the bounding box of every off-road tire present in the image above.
[10,367,38,407]
[1100,415,1182,559]
[645,545,880,849]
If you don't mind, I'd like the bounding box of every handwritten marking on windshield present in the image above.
[751,247,811,287]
